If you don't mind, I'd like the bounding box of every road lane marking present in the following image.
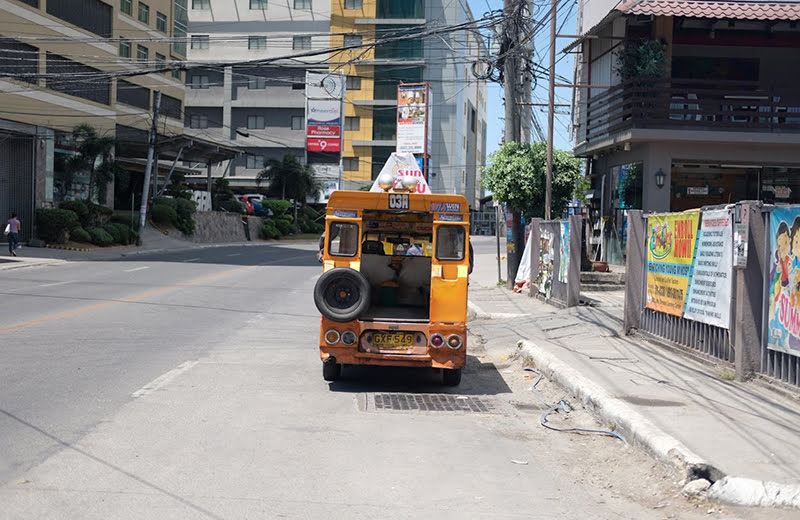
[183,258,200,262]
[39,280,75,288]
[226,253,241,257]
[0,265,255,335]
[132,361,199,398]
[124,266,150,272]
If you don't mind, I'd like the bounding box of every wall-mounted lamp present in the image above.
[655,168,666,189]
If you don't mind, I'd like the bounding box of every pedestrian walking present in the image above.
[5,212,20,256]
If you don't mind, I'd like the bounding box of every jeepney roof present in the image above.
[326,190,469,215]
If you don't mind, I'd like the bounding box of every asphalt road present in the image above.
[0,242,775,519]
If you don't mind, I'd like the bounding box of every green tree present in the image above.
[481,141,584,220]
[256,154,321,202]
[62,123,122,202]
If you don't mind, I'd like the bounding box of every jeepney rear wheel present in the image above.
[323,360,342,381]
[314,267,371,322]
[442,368,462,386]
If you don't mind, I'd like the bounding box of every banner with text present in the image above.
[645,212,700,316]
[767,207,800,354]
[396,83,428,154]
[683,209,733,328]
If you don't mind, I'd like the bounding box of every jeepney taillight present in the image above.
[430,334,444,348]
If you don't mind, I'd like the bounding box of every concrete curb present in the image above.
[0,258,67,271]
[467,300,529,321]
[517,338,800,509]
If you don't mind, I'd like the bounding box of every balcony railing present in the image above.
[584,78,800,144]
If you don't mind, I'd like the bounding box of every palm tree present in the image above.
[62,123,122,203]
[256,154,321,202]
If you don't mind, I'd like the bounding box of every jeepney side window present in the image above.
[328,222,359,257]
[436,225,465,260]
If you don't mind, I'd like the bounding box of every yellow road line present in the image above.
[0,265,255,335]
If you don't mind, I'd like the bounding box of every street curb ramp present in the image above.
[517,339,800,510]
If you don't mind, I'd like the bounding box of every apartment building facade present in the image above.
[184,0,488,207]
[0,0,188,240]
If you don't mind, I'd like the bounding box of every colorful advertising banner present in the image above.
[369,152,431,194]
[396,83,428,154]
[683,209,733,328]
[767,207,800,354]
[306,98,342,152]
[559,221,569,283]
[645,212,700,316]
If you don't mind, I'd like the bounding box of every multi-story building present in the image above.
[570,0,800,261]
[184,0,488,207]
[0,0,189,240]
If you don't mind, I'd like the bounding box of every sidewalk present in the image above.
[468,244,800,509]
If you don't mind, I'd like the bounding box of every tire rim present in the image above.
[324,278,361,310]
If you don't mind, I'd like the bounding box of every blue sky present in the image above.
[477,0,577,159]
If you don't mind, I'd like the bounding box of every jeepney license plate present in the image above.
[373,332,414,348]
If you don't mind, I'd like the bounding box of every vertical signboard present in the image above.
[305,72,345,167]
[767,207,800,354]
[396,83,429,155]
[645,213,700,316]
[683,209,733,328]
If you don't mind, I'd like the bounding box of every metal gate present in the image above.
[0,133,34,243]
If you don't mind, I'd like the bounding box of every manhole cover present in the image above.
[372,393,496,413]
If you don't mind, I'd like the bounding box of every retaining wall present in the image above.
[189,211,248,243]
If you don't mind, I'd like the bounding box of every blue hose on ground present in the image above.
[524,367,627,444]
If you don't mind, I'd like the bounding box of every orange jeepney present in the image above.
[313,189,470,385]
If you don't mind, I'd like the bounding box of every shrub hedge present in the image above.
[88,227,114,246]
[35,208,79,243]
[151,204,178,225]
[71,227,92,243]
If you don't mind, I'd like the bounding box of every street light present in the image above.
[655,168,666,189]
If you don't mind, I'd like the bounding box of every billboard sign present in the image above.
[396,83,428,155]
[645,212,701,316]
[767,207,800,354]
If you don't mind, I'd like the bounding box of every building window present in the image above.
[248,36,267,50]
[0,39,38,85]
[344,0,362,8]
[192,0,209,8]
[343,157,359,171]
[246,154,264,169]
[248,76,266,89]
[344,35,362,47]
[119,39,131,58]
[190,114,208,129]
[121,0,132,15]
[293,36,311,50]
[250,0,267,8]
[294,0,311,9]
[172,69,182,80]
[190,75,209,88]
[344,117,360,131]
[346,75,361,90]
[155,53,165,71]
[161,94,182,119]
[138,2,149,24]
[173,0,188,56]
[191,35,210,50]
[156,12,167,32]
[247,115,265,129]
[470,107,476,132]
[46,52,110,105]
[47,0,113,38]
[137,44,148,63]
[291,116,303,130]
[117,79,150,110]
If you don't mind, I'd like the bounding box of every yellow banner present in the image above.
[645,213,700,316]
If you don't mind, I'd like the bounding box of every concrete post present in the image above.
[567,214,581,306]
[733,202,765,382]
[624,210,645,333]
[528,218,542,298]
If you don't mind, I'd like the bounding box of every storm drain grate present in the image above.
[372,393,496,413]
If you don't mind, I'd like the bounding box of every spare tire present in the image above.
[314,267,371,322]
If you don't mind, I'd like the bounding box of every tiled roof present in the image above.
[616,0,800,20]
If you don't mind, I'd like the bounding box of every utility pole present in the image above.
[502,0,532,289]
[545,0,557,221]
[138,91,161,245]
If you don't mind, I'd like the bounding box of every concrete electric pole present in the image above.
[138,91,161,245]
[502,0,533,289]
